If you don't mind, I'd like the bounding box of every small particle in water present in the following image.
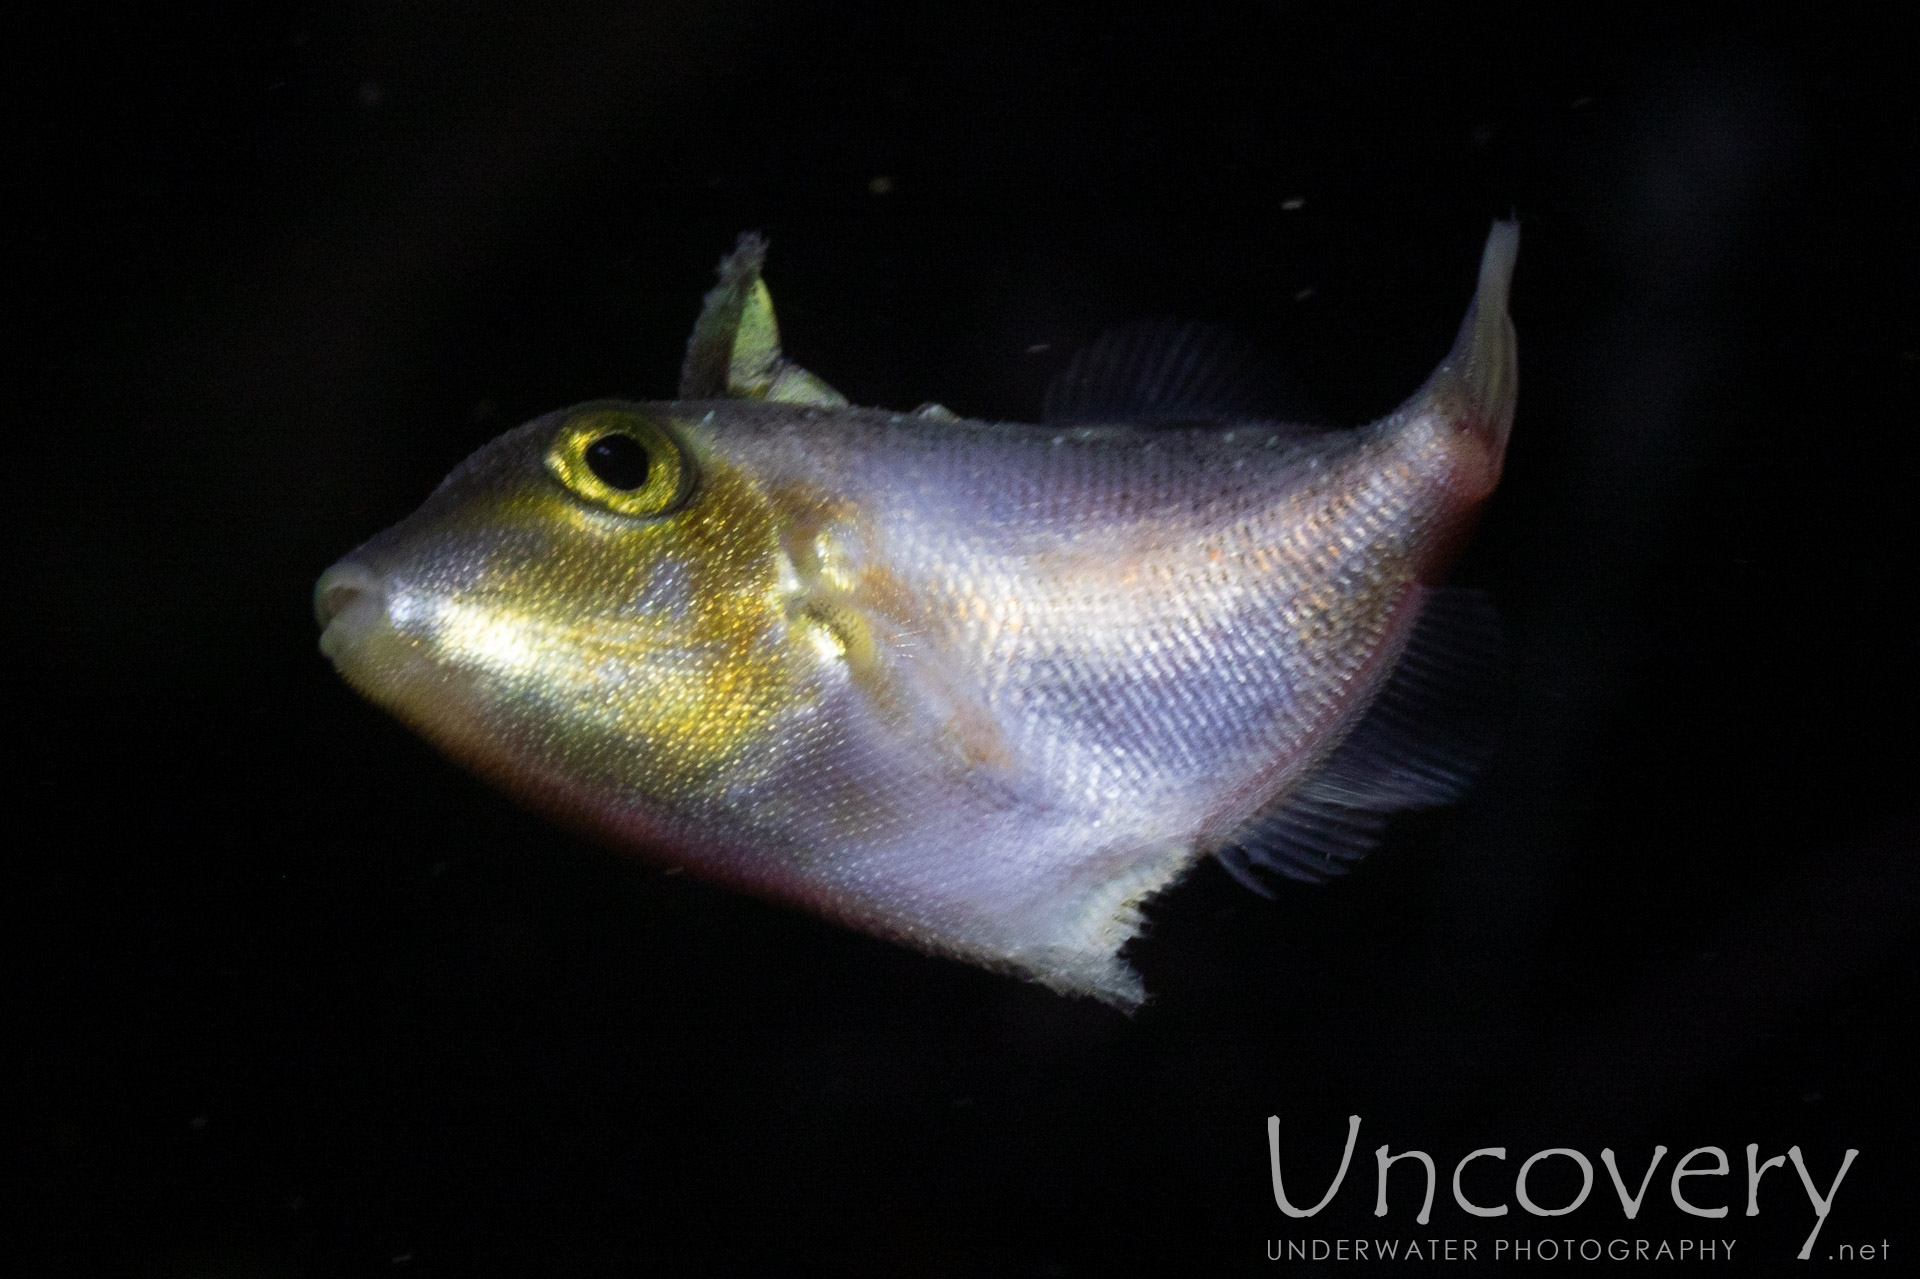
[868,175,894,195]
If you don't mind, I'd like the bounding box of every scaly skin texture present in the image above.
[318,224,1517,1008]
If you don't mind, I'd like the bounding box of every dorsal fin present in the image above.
[1042,320,1316,427]
[679,234,849,407]
[1214,587,1505,892]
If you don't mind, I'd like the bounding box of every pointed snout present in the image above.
[314,561,389,663]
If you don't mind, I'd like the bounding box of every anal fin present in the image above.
[1216,587,1505,890]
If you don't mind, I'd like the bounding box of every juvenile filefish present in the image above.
[316,224,1519,1009]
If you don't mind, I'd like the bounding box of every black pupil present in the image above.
[584,433,650,490]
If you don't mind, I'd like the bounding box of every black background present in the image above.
[11,2,1918,1273]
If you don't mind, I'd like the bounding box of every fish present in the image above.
[315,223,1519,1009]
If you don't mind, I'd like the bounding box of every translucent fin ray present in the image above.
[1043,320,1317,428]
[1215,587,1505,887]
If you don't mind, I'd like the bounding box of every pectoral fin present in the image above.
[679,234,849,407]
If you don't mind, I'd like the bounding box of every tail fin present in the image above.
[1406,221,1519,499]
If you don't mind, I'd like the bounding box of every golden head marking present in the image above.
[316,402,828,828]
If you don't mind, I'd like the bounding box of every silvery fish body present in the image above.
[316,225,1519,1008]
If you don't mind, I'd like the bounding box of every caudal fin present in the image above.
[1406,221,1519,498]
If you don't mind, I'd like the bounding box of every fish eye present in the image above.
[544,406,692,517]
[584,433,650,490]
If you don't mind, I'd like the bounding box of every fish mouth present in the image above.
[314,561,390,663]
